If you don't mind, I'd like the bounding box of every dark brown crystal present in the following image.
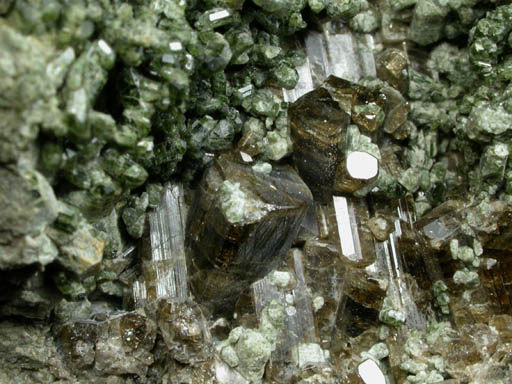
[289,76,384,201]
[186,151,313,314]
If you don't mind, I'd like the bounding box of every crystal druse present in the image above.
[2,0,512,383]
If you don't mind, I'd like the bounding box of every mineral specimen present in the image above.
[289,76,383,200]
[2,0,512,382]
[186,151,313,313]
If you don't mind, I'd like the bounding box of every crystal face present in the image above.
[346,151,379,180]
[133,182,189,305]
[186,151,313,313]
[358,359,387,384]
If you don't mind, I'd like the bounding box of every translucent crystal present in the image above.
[283,22,376,103]
[59,312,156,378]
[156,298,213,364]
[376,48,409,94]
[372,198,441,330]
[133,183,188,305]
[252,249,316,347]
[303,239,346,344]
[187,152,313,314]
[289,77,384,200]
[330,196,377,268]
[251,249,331,381]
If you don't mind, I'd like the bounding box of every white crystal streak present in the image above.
[283,23,377,102]
[209,9,230,22]
[134,183,188,305]
[333,196,355,257]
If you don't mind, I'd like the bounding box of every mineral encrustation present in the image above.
[2,0,512,383]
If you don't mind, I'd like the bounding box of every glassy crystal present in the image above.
[335,151,379,193]
[289,77,383,200]
[289,86,350,201]
[250,249,337,382]
[186,151,313,314]
[309,197,386,351]
[376,48,409,94]
[372,197,440,330]
[58,311,156,378]
[416,199,512,320]
[133,183,188,305]
[415,199,467,251]
[283,22,376,103]
[329,196,377,268]
[303,239,346,345]
[155,298,214,364]
[381,87,411,139]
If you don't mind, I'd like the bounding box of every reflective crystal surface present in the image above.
[283,22,376,103]
[289,76,384,201]
[186,151,313,314]
[133,182,189,305]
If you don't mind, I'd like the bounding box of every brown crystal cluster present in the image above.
[153,76,508,383]
[6,74,511,384]
[54,75,510,384]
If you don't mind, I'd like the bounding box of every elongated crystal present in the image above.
[251,249,332,381]
[303,239,346,344]
[283,22,376,103]
[133,183,188,305]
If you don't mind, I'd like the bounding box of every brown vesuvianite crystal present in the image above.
[186,151,313,314]
[376,49,409,95]
[289,76,383,201]
[58,311,157,378]
[416,199,512,321]
[133,182,189,306]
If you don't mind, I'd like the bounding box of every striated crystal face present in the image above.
[186,151,313,314]
[133,182,189,305]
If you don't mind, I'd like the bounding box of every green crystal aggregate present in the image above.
[2,0,512,382]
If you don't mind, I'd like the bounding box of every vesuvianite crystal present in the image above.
[186,151,312,313]
[2,0,512,382]
[290,76,383,200]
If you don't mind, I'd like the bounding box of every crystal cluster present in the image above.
[2,0,512,383]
